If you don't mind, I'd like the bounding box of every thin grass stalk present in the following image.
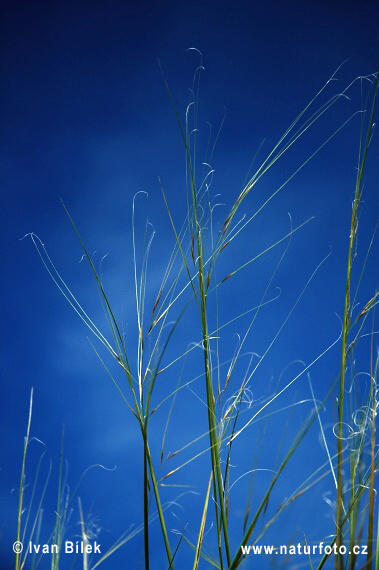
[78,498,88,570]
[367,322,376,569]
[16,389,33,570]
[375,482,379,570]
[348,401,364,570]
[144,439,174,568]
[192,472,213,570]
[198,270,231,567]
[51,427,65,570]
[336,214,355,570]
[347,348,370,570]
[184,90,232,566]
[243,400,270,534]
[193,182,231,566]
[21,460,52,570]
[143,427,150,570]
[31,510,42,570]
[335,69,379,570]
[132,202,151,570]
[20,443,47,548]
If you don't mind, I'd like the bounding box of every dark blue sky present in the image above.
[1,1,379,569]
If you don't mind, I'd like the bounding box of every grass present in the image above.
[18,54,379,569]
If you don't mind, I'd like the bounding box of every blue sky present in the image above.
[1,1,379,568]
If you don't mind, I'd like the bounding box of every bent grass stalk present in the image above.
[25,57,379,569]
